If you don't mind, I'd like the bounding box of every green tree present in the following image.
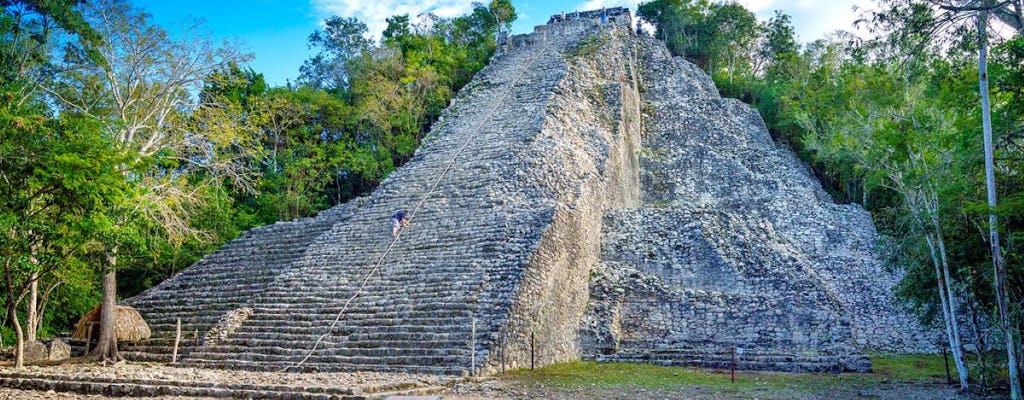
[488,0,517,39]
[299,16,372,90]
[758,11,800,78]
[0,109,127,368]
[0,0,115,368]
[638,0,715,67]
[47,0,260,362]
[282,3,503,220]
[706,2,759,83]
[871,1,1022,394]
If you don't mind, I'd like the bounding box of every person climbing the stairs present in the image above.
[391,209,411,237]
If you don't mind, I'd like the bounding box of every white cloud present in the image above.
[736,0,778,13]
[776,0,875,41]
[311,0,476,38]
[636,0,876,42]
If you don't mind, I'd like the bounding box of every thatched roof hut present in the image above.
[72,305,151,343]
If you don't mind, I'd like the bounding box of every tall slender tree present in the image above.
[47,0,260,362]
[976,2,1021,397]
[0,0,112,368]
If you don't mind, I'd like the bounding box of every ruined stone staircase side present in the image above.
[579,35,937,372]
[631,45,936,352]
[580,208,857,366]
[121,204,359,362]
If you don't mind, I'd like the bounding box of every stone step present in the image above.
[227,330,472,343]
[145,318,475,336]
[120,351,177,363]
[192,344,471,359]
[0,371,443,400]
[138,293,480,316]
[183,358,461,375]
[228,319,470,335]
[185,351,469,368]
[134,335,470,353]
[248,302,476,315]
[199,337,472,352]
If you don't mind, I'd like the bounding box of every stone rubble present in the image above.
[21,342,47,363]
[204,307,253,346]
[47,340,70,361]
[0,363,450,399]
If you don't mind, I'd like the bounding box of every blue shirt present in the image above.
[393,210,408,221]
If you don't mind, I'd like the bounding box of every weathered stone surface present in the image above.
[577,31,939,371]
[116,7,935,375]
[0,363,449,399]
[22,341,47,363]
[205,307,253,346]
[47,340,70,361]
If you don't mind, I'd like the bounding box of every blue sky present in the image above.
[134,0,874,87]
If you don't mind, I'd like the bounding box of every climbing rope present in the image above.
[282,36,558,372]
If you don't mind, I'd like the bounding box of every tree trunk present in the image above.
[36,282,60,334]
[26,272,37,342]
[926,233,969,390]
[8,302,24,369]
[26,241,39,342]
[978,7,1021,400]
[932,212,969,381]
[89,247,121,363]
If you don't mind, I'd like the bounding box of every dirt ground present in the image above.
[0,387,217,400]
[440,378,988,400]
[0,358,1010,400]
[0,377,994,400]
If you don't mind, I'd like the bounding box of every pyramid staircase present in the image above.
[123,19,607,374]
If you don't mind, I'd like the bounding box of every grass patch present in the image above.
[504,354,951,395]
[870,353,951,381]
[511,361,862,391]
[566,33,609,58]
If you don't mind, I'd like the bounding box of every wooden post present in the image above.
[172,318,181,363]
[85,321,95,353]
[943,345,952,385]
[530,332,535,370]
[500,336,505,374]
[471,318,476,376]
[730,346,736,383]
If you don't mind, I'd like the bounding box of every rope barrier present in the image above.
[282,36,557,372]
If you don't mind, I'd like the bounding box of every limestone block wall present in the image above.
[579,34,939,371]
[589,208,854,352]
[633,43,937,352]
[492,25,643,372]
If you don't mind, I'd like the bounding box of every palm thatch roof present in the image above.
[72,304,151,342]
